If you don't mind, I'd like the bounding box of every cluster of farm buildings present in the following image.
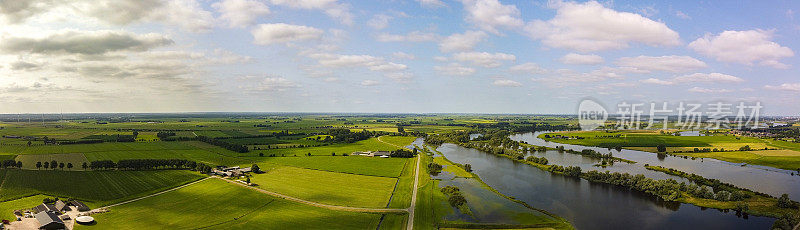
[3,200,92,230]
[351,151,391,158]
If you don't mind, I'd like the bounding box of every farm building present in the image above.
[69,201,90,212]
[32,204,59,214]
[373,151,391,157]
[54,200,70,212]
[34,211,65,230]
[212,166,251,177]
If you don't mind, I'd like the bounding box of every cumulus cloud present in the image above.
[0,30,173,55]
[673,73,744,83]
[492,79,522,87]
[525,0,680,52]
[270,0,353,25]
[9,60,43,71]
[361,80,380,86]
[251,23,323,45]
[460,0,523,34]
[251,77,299,91]
[509,62,546,75]
[392,52,415,60]
[367,14,392,29]
[439,30,487,52]
[615,55,707,73]
[559,53,604,65]
[213,0,270,28]
[764,83,800,92]
[435,63,476,76]
[305,52,411,82]
[640,78,674,85]
[688,87,732,93]
[453,51,515,68]
[416,0,446,8]
[147,0,216,33]
[688,30,794,68]
[375,31,438,42]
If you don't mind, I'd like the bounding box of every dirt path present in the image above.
[406,154,421,230]
[218,177,407,214]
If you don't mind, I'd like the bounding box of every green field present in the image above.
[246,137,410,157]
[543,130,800,170]
[248,155,408,177]
[14,153,89,170]
[250,166,397,208]
[78,179,383,230]
[0,169,204,206]
[0,195,50,221]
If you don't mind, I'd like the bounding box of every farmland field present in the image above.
[78,179,382,230]
[0,169,205,206]
[246,137,410,157]
[250,166,397,208]
[248,155,408,177]
[14,153,89,170]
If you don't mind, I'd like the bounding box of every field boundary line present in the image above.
[98,176,212,210]
[217,177,408,214]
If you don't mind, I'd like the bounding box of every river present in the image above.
[431,132,781,230]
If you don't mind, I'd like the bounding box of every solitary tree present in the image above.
[51,160,58,170]
[27,141,32,146]
[67,163,73,171]
[58,163,64,170]
[43,162,50,169]
[82,162,88,170]
[36,161,42,170]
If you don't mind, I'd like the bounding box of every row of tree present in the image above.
[2,160,22,168]
[34,161,81,170]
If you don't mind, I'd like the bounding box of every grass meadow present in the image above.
[77,179,383,230]
[250,166,397,208]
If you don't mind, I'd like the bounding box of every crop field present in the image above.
[0,195,50,221]
[246,137,409,157]
[378,136,418,148]
[0,169,204,206]
[14,153,89,170]
[135,132,159,142]
[386,156,416,209]
[248,155,408,177]
[0,141,195,156]
[78,179,382,230]
[250,166,397,208]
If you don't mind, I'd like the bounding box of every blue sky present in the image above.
[0,0,798,115]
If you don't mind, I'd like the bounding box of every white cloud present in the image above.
[270,0,353,25]
[675,11,690,19]
[416,0,446,8]
[688,87,732,93]
[361,80,379,86]
[435,63,476,76]
[615,55,707,73]
[392,52,415,60]
[559,53,604,65]
[251,23,323,45]
[492,79,522,87]
[213,0,270,28]
[509,62,546,75]
[764,83,800,92]
[453,51,515,68]
[688,30,794,68]
[252,77,299,91]
[673,73,744,83]
[375,31,438,42]
[439,30,487,52]
[525,1,680,52]
[0,30,173,55]
[640,78,674,85]
[460,0,523,34]
[368,62,407,72]
[150,0,215,33]
[367,14,392,29]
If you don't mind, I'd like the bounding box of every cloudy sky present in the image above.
[1,0,799,114]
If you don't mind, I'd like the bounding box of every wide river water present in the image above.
[428,131,794,230]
